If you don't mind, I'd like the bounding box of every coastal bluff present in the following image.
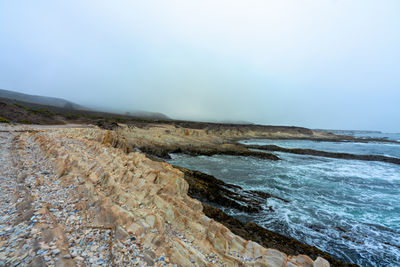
[0,125,331,266]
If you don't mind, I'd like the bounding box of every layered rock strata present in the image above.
[173,167,357,267]
[203,205,358,267]
[19,127,331,266]
[116,125,280,160]
[174,166,289,213]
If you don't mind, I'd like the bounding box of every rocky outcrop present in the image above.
[165,122,316,139]
[125,122,400,144]
[172,166,357,267]
[27,127,331,266]
[175,166,289,213]
[121,123,334,144]
[141,144,280,161]
[246,144,400,165]
[117,125,280,160]
[203,205,357,267]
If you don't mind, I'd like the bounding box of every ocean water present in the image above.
[168,134,400,267]
[328,130,400,142]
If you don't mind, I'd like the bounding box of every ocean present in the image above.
[168,132,400,267]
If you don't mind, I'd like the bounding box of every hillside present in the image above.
[0,89,170,121]
[0,88,84,110]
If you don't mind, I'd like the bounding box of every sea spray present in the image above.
[169,136,400,267]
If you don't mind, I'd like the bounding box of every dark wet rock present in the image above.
[137,143,280,161]
[202,204,358,267]
[95,120,119,130]
[137,145,172,159]
[173,146,280,160]
[250,190,290,203]
[384,242,400,249]
[174,165,357,266]
[246,144,400,165]
[174,166,263,213]
[174,166,289,213]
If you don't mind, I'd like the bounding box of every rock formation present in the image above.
[24,127,331,266]
[245,144,400,165]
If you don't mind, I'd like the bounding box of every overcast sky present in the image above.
[1,1,399,131]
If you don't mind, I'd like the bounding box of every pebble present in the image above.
[0,128,238,267]
[75,256,84,261]
[0,131,164,266]
[51,249,61,256]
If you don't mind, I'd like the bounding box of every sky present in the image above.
[0,0,399,132]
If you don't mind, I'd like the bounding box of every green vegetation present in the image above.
[19,120,32,124]
[14,104,55,117]
[0,117,9,123]
[28,108,54,116]
[66,113,80,120]
[82,114,102,119]
[136,118,156,123]
[14,103,26,109]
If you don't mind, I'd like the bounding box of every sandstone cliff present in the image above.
[1,124,331,266]
[25,127,329,266]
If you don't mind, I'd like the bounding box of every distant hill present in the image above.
[0,88,172,123]
[0,88,84,110]
[0,89,170,120]
[124,110,170,120]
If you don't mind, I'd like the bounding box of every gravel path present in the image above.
[0,131,37,266]
[0,131,167,266]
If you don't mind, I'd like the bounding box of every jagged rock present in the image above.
[246,144,400,166]
[20,127,332,266]
[95,120,118,130]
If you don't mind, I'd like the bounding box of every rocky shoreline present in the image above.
[174,166,358,267]
[0,125,338,266]
[174,165,289,214]
[245,144,400,165]
[202,205,358,267]
[110,124,368,266]
[0,85,394,267]
[4,122,391,266]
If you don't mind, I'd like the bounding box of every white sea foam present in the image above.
[168,140,400,266]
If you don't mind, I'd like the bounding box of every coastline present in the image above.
[175,165,356,267]
[3,122,394,266]
[0,123,353,266]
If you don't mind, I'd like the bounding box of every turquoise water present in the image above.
[168,135,400,267]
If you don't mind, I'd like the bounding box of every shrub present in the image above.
[28,108,54,116]
[83,114,101,119]
[14,104,28,110]
[19,120,32,124]
[0,117,9,123]
[14,104,54,117]
[66,114,80,120]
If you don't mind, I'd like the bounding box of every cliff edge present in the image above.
[0,125,330,266]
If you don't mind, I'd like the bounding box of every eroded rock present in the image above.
[7,127,333,266]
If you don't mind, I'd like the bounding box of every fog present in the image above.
[1,1,399,131]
